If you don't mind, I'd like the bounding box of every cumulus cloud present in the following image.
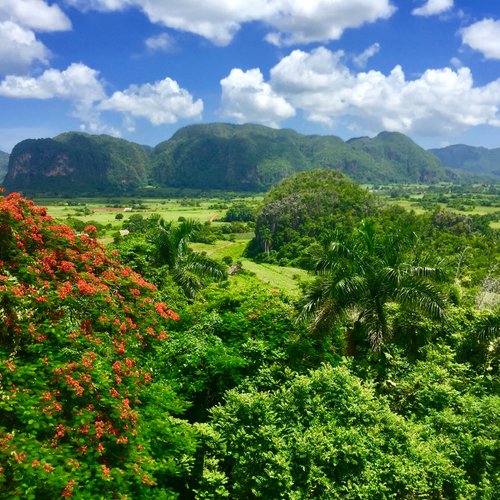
[353,43,380,68]
[264,0,395,46]
[412,0,453,17]
[0,63,105,100]
[145,33,176,52]
[64,0,135,10]
[0,21,50,74]
[0,0,71,31]
[220,68,295,127]
[65,0,270,45]
[461,19,500,60]
[265,47,500,135]
[65,0,395,46]
[0,63,106,129]
[99,77,203,125]
[0,0,71,74]
[0,62,203,131]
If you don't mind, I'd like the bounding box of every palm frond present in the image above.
[184,252,227,281]
[172,268,202,299]
[395,277,447,320]
[475,313,500,341]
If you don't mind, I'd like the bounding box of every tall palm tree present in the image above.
[302,220,446,354]
[149,216,226,298]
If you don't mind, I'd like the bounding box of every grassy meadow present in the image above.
[36,195,313,296]
[35,184,498,295]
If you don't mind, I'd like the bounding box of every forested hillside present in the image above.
[430,144,500,178]
[247,169,379,265]
[0,151,8,182]
[2,133,150,195]
[3,124,451,195]
[348,131,445,182]
[151,124,448,190]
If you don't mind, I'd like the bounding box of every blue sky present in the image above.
[0,0,499,152]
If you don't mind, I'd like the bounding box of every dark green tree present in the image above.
[302,220,447,353]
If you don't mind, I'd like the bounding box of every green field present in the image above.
[192,238,310,297]
[34,187,497,296]
[37,196,309,296]
[39,198,228,223]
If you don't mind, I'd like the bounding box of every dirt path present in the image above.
[209,212,221,222]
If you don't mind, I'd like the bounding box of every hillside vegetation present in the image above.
[3,133,150,194]
[0,151,8,182]
[430,144,500,179]
[152,124,447,189]
[248,169,378,266]
[3,123,450,195]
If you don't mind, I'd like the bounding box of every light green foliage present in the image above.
[199,365,474,498]
[2,180,498,498]
[149,216,227,298]
[152,287,314,422]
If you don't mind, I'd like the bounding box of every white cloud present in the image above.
[63,0,132,11]
[353,43,380,68]
[0,63,105,101]
[264,0,395,46]
[145,33,175,52]
[0,0,71,32]
[0,63,106,129]
[65,0,395,46]
[412,0,453,17]
[266,47,500,135]
[99,77,203,125]
[0,60,203,131]
[0,21,50,73]
[220,68,295,127]
[0,1,71,75]
[65,0,270,45]
[461,19,500,60]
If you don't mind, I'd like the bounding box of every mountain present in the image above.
[2,133,151,194]
[150,124,447,190]
[0,150,9,183]
[248,169,378,265]
[3,124,451,194]
[429,144,500,178]
[348,131,445,183]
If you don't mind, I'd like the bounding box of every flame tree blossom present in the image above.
[0,192,195,498]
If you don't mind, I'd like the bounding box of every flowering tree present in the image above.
[0,192,193,498]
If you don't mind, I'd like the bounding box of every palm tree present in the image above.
[302,220,446,354]
[149,216,226,298]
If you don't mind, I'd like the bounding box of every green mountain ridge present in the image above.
[429,144,500,178]
[2,123,460,194]
[3,133,150,194]
[0,150,9,183]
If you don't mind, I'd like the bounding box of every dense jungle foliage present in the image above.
[0,169,499,498]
